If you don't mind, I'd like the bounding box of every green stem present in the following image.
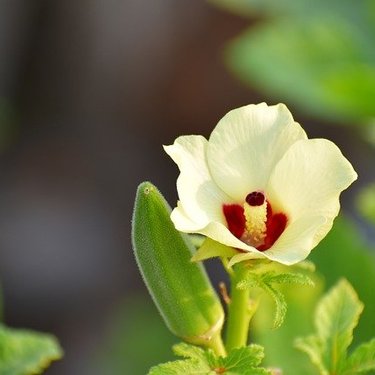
[225,264,253,351]
[207,332,227,357]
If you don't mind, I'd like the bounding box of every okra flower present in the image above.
[164,103,357,265]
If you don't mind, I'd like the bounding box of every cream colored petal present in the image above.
[170,203,203,232]
[207,103,307,201]
[164,136,233,229]
[263,216,327,265]
[267,138,357,247]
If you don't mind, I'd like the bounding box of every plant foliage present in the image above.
[149,342,271,375]
[0,324,63,375]
[295,279,375,375]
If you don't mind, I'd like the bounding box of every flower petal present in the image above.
[267,138,358,248]
[171,202,203,232]
[263,215,327,265]
[164,135,233,230]
[207,103,307,201]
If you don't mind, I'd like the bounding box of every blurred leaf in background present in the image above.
[0,324,62,375]
[209,0,375,126]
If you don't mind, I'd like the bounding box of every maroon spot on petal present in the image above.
[258,212,287,251]
[246,191,265,206]
[223,204,246,239]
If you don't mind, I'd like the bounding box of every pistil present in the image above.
[223,191,287,251]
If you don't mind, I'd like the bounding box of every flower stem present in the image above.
[225,264,254,351]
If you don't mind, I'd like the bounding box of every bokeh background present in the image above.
[0,1,374,374]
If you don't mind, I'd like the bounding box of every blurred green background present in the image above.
[0,1,374,374]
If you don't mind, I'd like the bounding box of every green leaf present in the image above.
[343,338,375,374]
[237,272,286,329]
[317,279,363,370]
[0,324,63,375]
[191,238,237,262]
[149,359,210,375]
[149,343,271,375]
[149,343,211,375]
[310,216,375,348]
[263,272,314,287]
[222,345,267,372]
[295,279,364,374]
[261,283,287,330]
[238,270,314,329]
[172,342,208,362]
[295,335,328,375]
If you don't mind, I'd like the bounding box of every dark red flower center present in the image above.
[223,191,287,251]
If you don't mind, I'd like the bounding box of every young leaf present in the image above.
[222,345,270,374]
[148,343,211,375]
[0,324,63,375]
[342,338,375,375]
[310,216,375,347]
[172,342,208,362]
[263,272,314,287]
[237,270,314,328]
[295,335,328,375]
[261,283,287,330]
[149,343,271,375]
[316,279,364,373]
[148,358,210,375]
[295,279,365,375]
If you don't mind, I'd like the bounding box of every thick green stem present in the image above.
[225,265,252,351]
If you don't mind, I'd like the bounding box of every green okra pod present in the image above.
[132,182,224,346]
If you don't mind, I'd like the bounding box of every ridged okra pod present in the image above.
[132,182,224,346]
